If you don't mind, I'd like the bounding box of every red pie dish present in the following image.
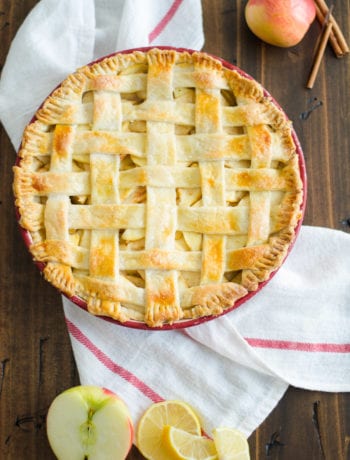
[13,47,306,330]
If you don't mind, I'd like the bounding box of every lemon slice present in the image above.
[162,425,218,460]
[212,427,250,460]
[136,400,202,460]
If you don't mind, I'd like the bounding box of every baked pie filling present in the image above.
[14,48,304,327]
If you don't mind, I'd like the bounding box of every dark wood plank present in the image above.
[0,2,79,458]
[0,1,349,459]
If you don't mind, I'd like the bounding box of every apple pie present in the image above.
[13,48,304,328]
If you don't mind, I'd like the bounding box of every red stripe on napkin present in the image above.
[246,338,350,353]
[148,0,184,43]
[66,318,164,403]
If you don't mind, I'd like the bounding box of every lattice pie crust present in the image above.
[14,48,303,327]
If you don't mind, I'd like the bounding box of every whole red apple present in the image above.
[245,0,316,47]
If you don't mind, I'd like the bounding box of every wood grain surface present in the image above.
[0,1,349,459]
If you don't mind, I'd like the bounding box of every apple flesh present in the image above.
[245,0,316,47]
[46,385,133,460]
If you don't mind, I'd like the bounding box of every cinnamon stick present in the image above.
[314,0,349,57]
[307,20,333,89]
[315,3,343,57]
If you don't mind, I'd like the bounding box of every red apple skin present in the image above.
[245,0,316,47]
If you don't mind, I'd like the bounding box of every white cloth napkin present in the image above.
[1,0,349,438]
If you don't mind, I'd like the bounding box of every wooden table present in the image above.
[1,1,349,459]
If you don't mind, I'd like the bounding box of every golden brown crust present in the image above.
[13,48,304,327]
[183,283,248,319]
[241,227,297,290]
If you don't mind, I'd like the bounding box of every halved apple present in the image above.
[46,385,133,459]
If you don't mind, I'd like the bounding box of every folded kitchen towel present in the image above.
[1,0,349,438]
